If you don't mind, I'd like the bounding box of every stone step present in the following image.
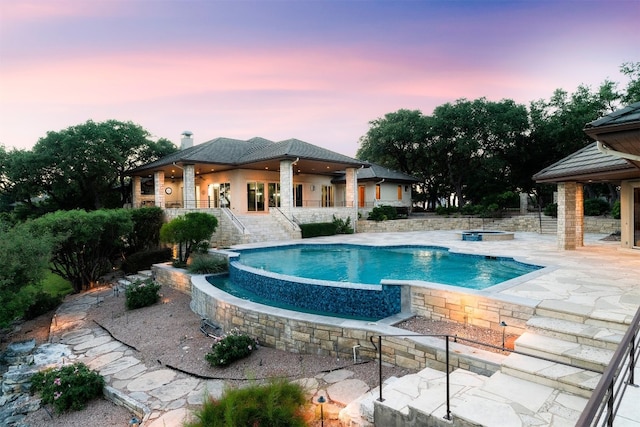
[501,353,600,398]
[371,366,588,426]
[514,332,614,372]
[534,300,629,332]
[526,316,624,351]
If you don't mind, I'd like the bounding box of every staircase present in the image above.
[539,215,558,234]
[352,304,628,426]
[235,213,301,244]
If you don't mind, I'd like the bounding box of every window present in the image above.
[268,182,281,207]
[247,182,265,212]
[294,184,303,207]
[209,183,231,208]
[321,185,333,207]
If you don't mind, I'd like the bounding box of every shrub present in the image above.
[612,200,621,219]
[125,279,161,310]
[185,379,307,427]
[332,215,354,234]
[24,291,63,320]
[300,222,337,238]
[205,329,258,367]
[160,212,218,264]
[368,205,397,221]
[121,248,172,274]
[30,362,104,413]
[127,206,165,253]
[584,198,610,216]
[435,205,458,216]
[543,203,558,217]
[188,255,228,274]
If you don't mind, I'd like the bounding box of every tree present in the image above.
[6,120,177,214]
[0,223,53,326]
[620,61,640,104]
[428,98,529,206]
[160,212,218,265]
[28,209,134,292]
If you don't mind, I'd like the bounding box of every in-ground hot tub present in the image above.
[459,230,515,241]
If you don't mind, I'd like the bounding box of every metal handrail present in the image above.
[576,305,640,426]
[371,332,608,422]
[272,208,300,231]
[221,207,246,234]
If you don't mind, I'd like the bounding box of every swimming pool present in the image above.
[233,244,539,289]
[206,244,542,321]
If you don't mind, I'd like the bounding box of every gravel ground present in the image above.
[10,283,517,426]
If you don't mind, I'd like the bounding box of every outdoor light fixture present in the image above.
[129,416,140,427]
[500,321,508,349]
[317,395,326,427]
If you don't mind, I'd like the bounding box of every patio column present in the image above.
[346,167,358,231]
[183,164,196,209]
[132,176,141,208]
[279,159,293,219]
[557,182,583,250]
[154,171,165,208]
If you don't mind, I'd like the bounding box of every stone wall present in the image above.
[356,214,620,235]
[410,286,536,335]
[151,267,510,376]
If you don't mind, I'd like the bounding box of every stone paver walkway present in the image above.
[46,287,368,426]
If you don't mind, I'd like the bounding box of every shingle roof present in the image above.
[532,142,636,183]
[584,101,640,129]
[128,137,366,174]
[332,163,420,184]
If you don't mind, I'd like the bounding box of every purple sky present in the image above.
[1,0,638,157]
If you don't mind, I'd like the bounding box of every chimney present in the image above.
[181,131,193,150]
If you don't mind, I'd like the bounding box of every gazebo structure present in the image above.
[533,101,640,250]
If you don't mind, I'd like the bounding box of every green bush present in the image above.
[24,291,63,320]
[188,255,228,274]
[544,203,558,217]
[205,329,258,367]
[127,207,165,253]
[300,222,337,238]
[332,215,354,234]
[185,379,308,427]
[368,205,397,221]
[612,200,621,219]
[584,198,610,216]
[125,279,161,310]
[435,205,458,216]
[31,363,104,413]
[121,248,172,274]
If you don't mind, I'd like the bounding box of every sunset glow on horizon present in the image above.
[1,0,638,157]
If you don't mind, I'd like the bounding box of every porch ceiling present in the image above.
[143,158,360,179]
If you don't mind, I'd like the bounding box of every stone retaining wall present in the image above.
[410,286,536,336]
[153,265,508,376]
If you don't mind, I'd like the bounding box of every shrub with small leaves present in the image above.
[205,329,258,367]
[188,254,228,274]
[30,362,104,413]
[125,279,161,310]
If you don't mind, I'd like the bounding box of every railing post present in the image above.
[444,336,451,421]
[378,335,384,402]
[630,332,637,386]
[607,382,614,427]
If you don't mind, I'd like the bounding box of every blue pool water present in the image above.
[206,244,542,321]
[234,244,540,289]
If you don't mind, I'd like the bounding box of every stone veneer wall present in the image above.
[357,215,620,235]
[410,286,536,336]
[152,264,507,376]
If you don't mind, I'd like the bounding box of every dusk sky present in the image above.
[1,1,638,157]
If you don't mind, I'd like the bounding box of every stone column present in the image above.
[346,167,358,231]
[557,182,582,250]
[132,176,141,208]
[153,171,165,208]
[575,183,584,248]
[279,159,293,219]
[183,165,196,209]
[519,192,528,214]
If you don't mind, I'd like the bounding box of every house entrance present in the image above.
[247,182,265,212]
